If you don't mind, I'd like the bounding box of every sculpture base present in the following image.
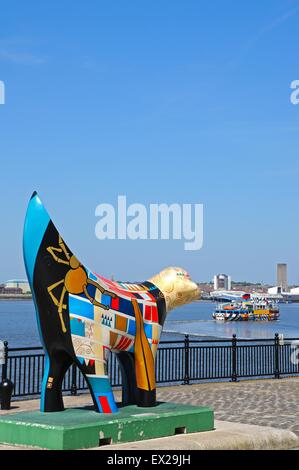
[0,402,214,450]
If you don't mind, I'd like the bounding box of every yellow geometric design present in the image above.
[109,331,118,348]
[152,324,160,342]
[115,314,127,332]
[131,299,156,392]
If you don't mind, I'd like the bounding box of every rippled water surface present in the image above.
[0,300,299,347]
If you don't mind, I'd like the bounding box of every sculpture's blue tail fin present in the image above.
[23,193,52,412]
[23,192,51,288]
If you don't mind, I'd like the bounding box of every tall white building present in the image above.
[277,264,288,290]
[213,274,231,291]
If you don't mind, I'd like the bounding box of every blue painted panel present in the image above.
[144,323,152,340]
[119,298,135,317]
[87,271,98,281]
[69,295,94,320]
[87,375,112,394]
[127,319,136,336]
[101,294,111,307]
[70,317,85,337]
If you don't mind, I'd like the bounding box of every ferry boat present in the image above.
[212,297,280,321]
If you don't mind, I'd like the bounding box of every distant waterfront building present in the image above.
[0,285,22,295]
[213,274,231,291]
[4,279,31,294]
[277,264,288,290]
[268,286,283,295]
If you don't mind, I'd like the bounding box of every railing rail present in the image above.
[1,334,299,399]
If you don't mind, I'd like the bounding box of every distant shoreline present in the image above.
[0,295,32,301]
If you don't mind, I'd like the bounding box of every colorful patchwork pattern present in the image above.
[70,280,161,349]
[68,273,163,408]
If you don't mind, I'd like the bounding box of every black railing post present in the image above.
[231,334,238,382]
[2,341,8,380]
[183,334,190,385]
[70,363,77,395]
[0,341,14,410]
[274,333,280,379]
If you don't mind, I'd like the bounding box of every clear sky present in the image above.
[0,1,299,285]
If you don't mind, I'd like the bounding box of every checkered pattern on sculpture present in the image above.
[69,274,162,412]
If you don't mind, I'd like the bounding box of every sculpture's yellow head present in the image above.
[148,267,200,312]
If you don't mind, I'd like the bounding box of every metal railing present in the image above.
[1,334,299,399]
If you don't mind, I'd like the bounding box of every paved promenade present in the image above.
[0,377,298,449]
[157,377,299,436]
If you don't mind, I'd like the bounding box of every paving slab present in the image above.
[156,377,299,437]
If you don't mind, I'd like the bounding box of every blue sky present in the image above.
[0,0,299,285]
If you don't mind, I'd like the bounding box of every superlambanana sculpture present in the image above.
[23,192,199,413]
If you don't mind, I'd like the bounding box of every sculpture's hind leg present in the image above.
[41,350,73,412]
[117,351,137,406]
[83,374,118,413]
[117,351,156,407]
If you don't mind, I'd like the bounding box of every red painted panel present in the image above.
[111,297,120,310]
[99,395,112,413]
[144,305,152,321]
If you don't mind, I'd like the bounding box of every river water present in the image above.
[0,300,299,347]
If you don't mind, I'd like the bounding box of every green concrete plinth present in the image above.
[0,402,214,450]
